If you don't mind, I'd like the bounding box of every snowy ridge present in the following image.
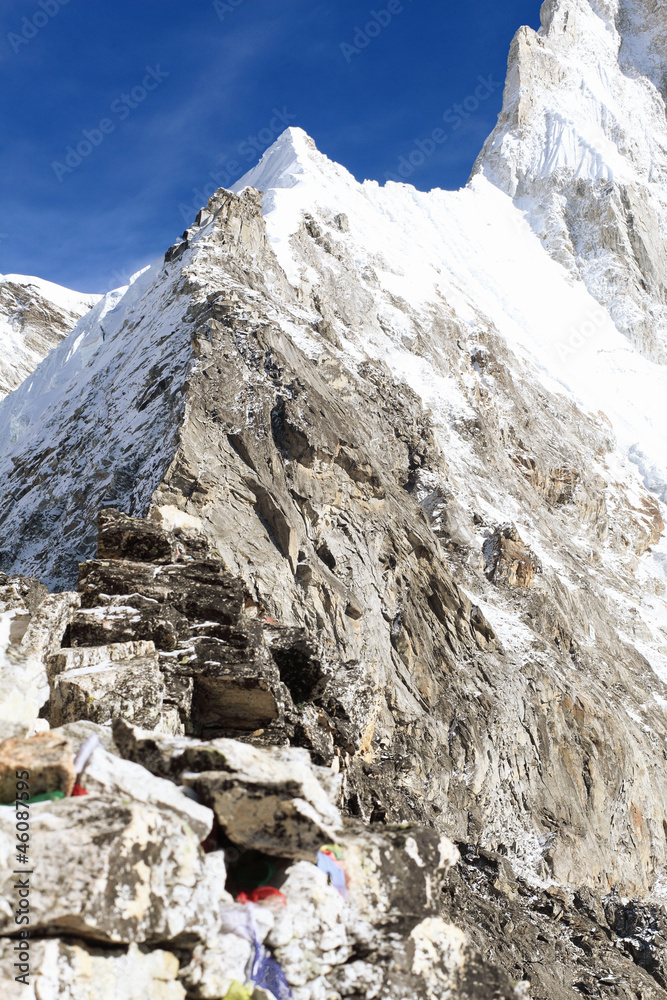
[0,274,100,316]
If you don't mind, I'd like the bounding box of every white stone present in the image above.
[0,937,185,1000]
[0,795,227,945]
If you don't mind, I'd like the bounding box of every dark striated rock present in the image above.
[439,846,667,1000]
[65,602,190,651]
[78,558,249,624]
[97,507,176,563]
[175,634,291,735]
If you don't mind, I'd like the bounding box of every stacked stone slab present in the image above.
[47,509,297,739]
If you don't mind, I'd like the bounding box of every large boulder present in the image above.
[49,649,166,730]
[113,720,342,859]
[0,575,79,739]
[0,731,76,803]
[0,795,226,945]
[179,933,254,999]
[78,560,248,625]
[167,631,290,734]
[49,727,214,842]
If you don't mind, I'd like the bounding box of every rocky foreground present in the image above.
[1,511,667,999]
[2,1,667,996]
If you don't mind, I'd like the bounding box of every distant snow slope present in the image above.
[0,274,100,397]
[0,263,191,584]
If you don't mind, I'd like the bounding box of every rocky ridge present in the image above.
[0,512,518,999]
[1,0,667,995]
[3,512,667,996]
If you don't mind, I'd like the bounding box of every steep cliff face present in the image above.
[0,274,99,397]
[2,2,667,995]
[473,0,667,361]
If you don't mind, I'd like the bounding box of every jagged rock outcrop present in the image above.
[0,706,503,999]
[1,137,667,901]
[0,938,186,1000]
[483,523,541,588]
[113,721,342,860]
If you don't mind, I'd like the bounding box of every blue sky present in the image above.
[0,0,541,293]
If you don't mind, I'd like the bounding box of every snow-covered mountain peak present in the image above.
[232,126,366,195]
[537,0,667,84]
[474,0,667,362]
[234,126,320,193]
[4,7,667,902]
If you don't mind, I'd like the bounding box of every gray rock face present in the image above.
[1,170,667,900]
